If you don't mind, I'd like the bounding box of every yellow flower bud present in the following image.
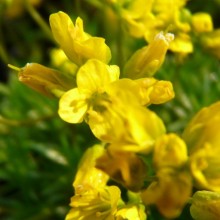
[9,63,75,98]
[123,32,174,79]
[183,101,220,192]
[191,13,213,33]
[135,77,175,105]
[66,145,121,220]
[190,191,220,220]
[153,133,188,169]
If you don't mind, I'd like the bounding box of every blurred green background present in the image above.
[0,0,220,219]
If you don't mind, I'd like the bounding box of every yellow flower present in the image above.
[183,101,220,192]
[49,11,112,66]
[96,149,147,191]
[153,133,188,169]
[144,0,192,55]
[123,32,174,78]
[66,186,121,220]
[141,168,192,218]
[89,96,166,148]
[190,190,220,220]
[66,145,122,220]
[9,63,75,98]
[191,13,213,33]
[58,59,119,123]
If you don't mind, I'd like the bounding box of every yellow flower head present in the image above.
[58,59,119,123]
[190,190,220,220]
[66,186,121,220]
[50,11,112,66]
[183,101,220,192]
[89,94,166,149]
[66,145,121,220]
[123,32,174,78]
[9,63,75,98]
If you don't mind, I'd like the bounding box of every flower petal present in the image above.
[58,88,88,123]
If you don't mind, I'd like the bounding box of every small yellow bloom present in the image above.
[153,133,188,169]
[96,149,147,191]
[89,98,166,148]
[9,63,75,98]
[183,101,220,192]
[191,13,213,33]
[141,168,192,218]
[190,190,220,220]
[58,59,119,123]
[123,32,174,78]
[66,145,122,220]
[49,11,112,66]
[66,186,121,220]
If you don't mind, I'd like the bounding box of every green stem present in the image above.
[24,0,53,41]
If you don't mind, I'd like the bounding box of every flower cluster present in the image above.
[99,0,220,58]
[10,4,220,220]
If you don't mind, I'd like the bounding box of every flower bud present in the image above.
[191,13,213,33]
[190,190,220,220]
[123,32,174,79]
[10,63,75,98]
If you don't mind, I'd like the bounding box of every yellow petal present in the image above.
[77,59,119,93]
[73,145,109,192]
[58,88,88,123]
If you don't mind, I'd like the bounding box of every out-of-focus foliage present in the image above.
[0,0,220,220]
